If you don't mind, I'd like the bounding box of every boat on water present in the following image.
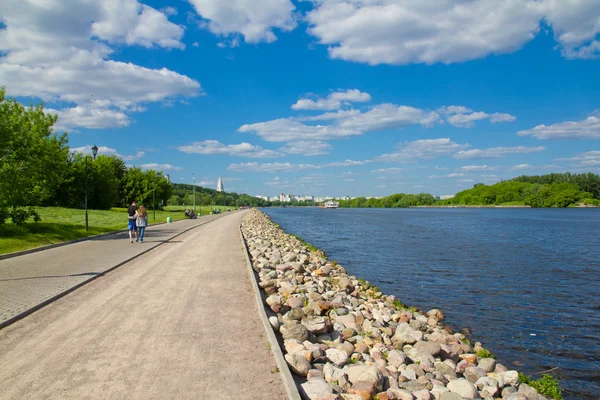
[324,200,340,209]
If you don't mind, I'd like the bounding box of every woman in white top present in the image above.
[135,205,149,243]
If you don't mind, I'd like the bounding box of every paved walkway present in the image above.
[0,211,287,399]
[0,213,226,328]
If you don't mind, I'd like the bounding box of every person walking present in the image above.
[127,201,138,243]
[135,205,149,243]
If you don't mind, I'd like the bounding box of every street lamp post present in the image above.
[85,145,99,231]
[192,173,196,213]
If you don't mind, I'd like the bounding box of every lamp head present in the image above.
[91,145,99,159]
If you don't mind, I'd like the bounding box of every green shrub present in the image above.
[0,207,8,224]
[475,348,494,358]
[518,373,563,400]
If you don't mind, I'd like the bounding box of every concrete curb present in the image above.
[0,214,228,331]
[0,216,193,261]
[239,223,302,400]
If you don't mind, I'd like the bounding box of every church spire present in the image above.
[217,176,224,192]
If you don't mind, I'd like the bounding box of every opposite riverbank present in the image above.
[241,209,562,400]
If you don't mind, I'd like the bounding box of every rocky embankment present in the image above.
[241,209,549,400]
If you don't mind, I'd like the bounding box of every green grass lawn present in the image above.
[0,206,196,255]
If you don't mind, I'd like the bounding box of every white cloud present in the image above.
[188,0,296,44]
[140,163,182,171]
[325,160,365,167]
[280,141,332,156]
[517,116,600,139]
[47,105,130,130]
[227,162,320,173]
[292,89,371,110]
[0,0,200,130]
[375,138,469,163]
[238,118,361,142]
[457,165,496,172]
[372,168,403,173]
[305,0,600,65]
[556,151,600,167]
[429,173,465,179]
[92,1,185,49]
[176,140,284,158]
[454,146,545,160]
[71,145,144,161]
[512,164,533,171]
[441,106,516,128]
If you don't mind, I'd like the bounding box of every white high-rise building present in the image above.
[216,176,224,192]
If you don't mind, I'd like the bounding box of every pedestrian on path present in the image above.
[127,201,138,243]
[135,205,149,243]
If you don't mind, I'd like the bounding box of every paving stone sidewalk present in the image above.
[0,213,226,328]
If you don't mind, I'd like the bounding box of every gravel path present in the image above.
[0,210,288,400]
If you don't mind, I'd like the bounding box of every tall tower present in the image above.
[216,176,224,192]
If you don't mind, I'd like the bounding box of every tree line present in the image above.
[0,87,172,224]
[442,174,600,207]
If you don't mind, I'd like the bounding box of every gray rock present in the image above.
[387,350,408,368]
[415,341,442,357]
[447,378,478,399]
[400,378,433,392]
[502,370,519,386]
[413,389,431,400]
[504,394,528,400]
[281,323,309,342]
[475,377,499,390]
[307,369,325,381]
[302,316,329,334]
[435,361,457,379]
[431,386,450,400]
[464,366,486,383]
[501,386,517,397]
[324,363,346,383]
[346,364,384,391]
[283,252,297,263]
[300,378,339,400]
[518,383,541,400]
[477,358,496,373]
[326,348,349,366]
[285,353,311,376]
[269,316,279,331]
[440,393,463,400]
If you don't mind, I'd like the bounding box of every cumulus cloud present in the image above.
[440,106,516,128]
[292,89,371,110]
[240,103,440,142]
[280,141,332,156]
[457,165,496,172]
[372,168,403,173]
[71,145,144,161]
[556,151,600,167]
[227,162,320,173]
[512,164,533,171]
[429,173,465,179]
[0,0,200,130]
[454,146,545,159]
[305,0,600,65]
[517,116,600,139]
[176,140,284,158]
[324,160,365,167]
[375,138,469,163]
[188,0,296,44]
[140,163,182,171]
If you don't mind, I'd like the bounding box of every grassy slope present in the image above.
[0,207,191,255]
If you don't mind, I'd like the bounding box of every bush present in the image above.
[518,373,563,400]
[8,207,41,224]
[0,207,8,224]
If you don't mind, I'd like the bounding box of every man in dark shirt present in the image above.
[127,201,138,243]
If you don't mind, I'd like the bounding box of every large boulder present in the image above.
[415,340,442,357]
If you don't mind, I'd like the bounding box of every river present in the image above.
[261,207,599,399]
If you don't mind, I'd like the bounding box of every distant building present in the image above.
[217,176,224,192]
[164,174,170,183]
[439,194,455,200]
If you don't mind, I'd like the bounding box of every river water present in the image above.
[262,207,599,399]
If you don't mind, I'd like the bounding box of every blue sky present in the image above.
[1,0,600,197]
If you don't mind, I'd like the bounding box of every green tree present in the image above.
[0,87,69,222]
